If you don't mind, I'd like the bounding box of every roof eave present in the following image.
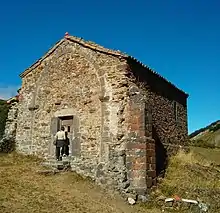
[128,56,189,98]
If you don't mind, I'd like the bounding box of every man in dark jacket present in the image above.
[54,126,66,161]
[61,131,70,157]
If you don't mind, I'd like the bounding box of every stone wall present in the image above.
[127,58,188,176]
[16,38,131,194]
[4,102,18,140]
[125,85,157,195]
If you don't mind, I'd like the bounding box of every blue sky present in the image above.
[0,0,219,133]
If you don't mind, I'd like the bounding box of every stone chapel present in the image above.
[8,33,188,197]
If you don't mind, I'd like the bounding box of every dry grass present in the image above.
[155,149,220,212]
[0,153,160,213]
[191,146,220,165]
[1,149,220,212]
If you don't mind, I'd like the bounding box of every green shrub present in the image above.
[209,123,220,132]
[0,100,9,140]
[0,136,15,153]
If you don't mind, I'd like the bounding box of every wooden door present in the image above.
[49,117,61,158]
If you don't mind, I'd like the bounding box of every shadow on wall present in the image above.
[152,126,168,177]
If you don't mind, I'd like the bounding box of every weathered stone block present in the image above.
[147,149,155,157]
[132,162,146,170]
[147,177,153,188]
[147,170,156,178]
[152,178,157,186]
[149,163,156,170]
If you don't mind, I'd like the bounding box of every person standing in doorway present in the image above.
[61,131,70,157]
[54,126,66,161]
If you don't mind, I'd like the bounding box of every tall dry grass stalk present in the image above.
[171,149,212,167]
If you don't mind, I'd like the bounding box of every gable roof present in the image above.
[20,34,188,97]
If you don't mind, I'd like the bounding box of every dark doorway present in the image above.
[51,115,80,157]
[59,116,73,132]
[58,116,73,156]
[152,126,168,177]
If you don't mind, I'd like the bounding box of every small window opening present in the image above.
[67,126,71,132]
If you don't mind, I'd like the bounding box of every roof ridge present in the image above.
[65,35,127,57]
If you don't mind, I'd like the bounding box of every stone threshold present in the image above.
[41,156,72,170]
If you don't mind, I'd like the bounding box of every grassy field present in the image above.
[155,148,220,212]
[191,146,220,165]
[1,147,220,213]
[190,120,220,148]
[0,153,159,213]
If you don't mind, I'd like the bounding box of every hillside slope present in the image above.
[189,120,220,148]
[1,150,220,212]
[0,153,159,213]
[156,148,220,212]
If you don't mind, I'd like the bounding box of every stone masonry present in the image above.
[12,33,188,199]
